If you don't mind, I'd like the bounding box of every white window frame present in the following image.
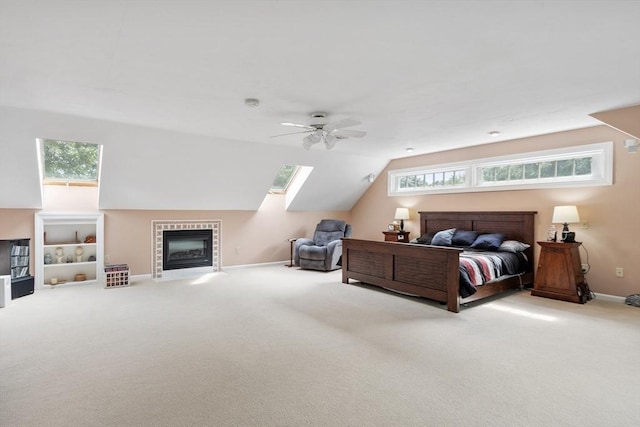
[388,142,613,196]
[388,160,472,196]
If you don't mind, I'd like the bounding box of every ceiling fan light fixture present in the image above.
[324,134,338,150]
[274,112,366,151]
[302,135,314,150]
[309,132,322,143]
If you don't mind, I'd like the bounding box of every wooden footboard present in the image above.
[341,211,536,313]
[341,238,463,312]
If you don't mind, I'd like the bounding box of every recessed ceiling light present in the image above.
[488,131,501,137]
[244,98,260,107]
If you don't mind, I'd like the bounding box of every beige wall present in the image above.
[1,124,638,298]
[351,125,639,297]
[0,196,349,276]
[101,197,349,274]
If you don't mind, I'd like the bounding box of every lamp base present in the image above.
[560,223,576,242]
[400,219,404,231]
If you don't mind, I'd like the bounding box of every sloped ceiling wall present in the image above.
[589,105,640,140]
[0,107,389,211]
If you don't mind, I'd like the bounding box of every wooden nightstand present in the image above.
[382,231,410,242]
[531,241,590,303]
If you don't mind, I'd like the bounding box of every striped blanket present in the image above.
[458,250,527,298]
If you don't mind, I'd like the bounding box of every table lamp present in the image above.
[552,205,580,242]
[394,208,410,231]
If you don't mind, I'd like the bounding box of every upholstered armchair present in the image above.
[294,219,353,271]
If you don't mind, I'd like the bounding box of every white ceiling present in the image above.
[1,0,639,160]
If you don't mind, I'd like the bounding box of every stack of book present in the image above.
[104,263,128,272]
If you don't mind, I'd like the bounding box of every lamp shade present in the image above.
[552,205,580,224]
[394,208,410,220]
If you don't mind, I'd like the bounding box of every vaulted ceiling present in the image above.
[1,1,639,210]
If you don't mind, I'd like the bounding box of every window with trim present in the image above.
[38,139,102,186]
[269,164,299,193]
[388,142,612,196]
[397,167,467,190]
[478,155,593,186]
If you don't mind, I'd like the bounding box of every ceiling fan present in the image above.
[271,112,367,150]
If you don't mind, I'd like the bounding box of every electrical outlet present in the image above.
[234,247,240,255]
[581,264,589,274]
[615,267,624,278]
[105,254,110,263]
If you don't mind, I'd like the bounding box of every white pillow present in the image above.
[498,240,530,253]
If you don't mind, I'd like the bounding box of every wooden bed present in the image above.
[341,211,537,312]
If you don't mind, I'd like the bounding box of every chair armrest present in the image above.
[326,239,342,253]
[295,238,315,248]
[293,238,315,265]
[325,239,343,270]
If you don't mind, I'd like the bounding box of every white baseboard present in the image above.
[223,261,289,270]
[593,293,626,303]
[130,261,289,279]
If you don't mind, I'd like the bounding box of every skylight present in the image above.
[37,139,102,186]
[270,165,299,194]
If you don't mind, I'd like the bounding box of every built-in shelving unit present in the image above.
[35,213,104,289]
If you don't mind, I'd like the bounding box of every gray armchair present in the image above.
[294,219,353,271]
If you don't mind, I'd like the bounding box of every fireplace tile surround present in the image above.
[152,220,221,280]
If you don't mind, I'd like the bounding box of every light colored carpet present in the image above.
[1,264,639,427]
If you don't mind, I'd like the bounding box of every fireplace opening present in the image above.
[163,229,213,271]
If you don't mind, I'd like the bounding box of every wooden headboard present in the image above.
[419,210,537,264]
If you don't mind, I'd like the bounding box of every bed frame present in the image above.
[341,211,537,312]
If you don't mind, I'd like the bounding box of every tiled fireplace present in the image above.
[152,220,221,280]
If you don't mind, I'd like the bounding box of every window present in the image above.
[388,142,612,196]
[38,139,102,186]
[478,156,593,185]
[269,165,299,193]
[396,167,468,191]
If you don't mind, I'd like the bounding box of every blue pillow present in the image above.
[431,228,456,246]
[416,232,435,244]
[470,233,505,251]
[452,230,480,247]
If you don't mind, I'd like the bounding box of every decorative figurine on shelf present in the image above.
[44,253,52,265]
[55,247,64,264]
[66,255,73,263]
[88,255,96,262]
[75,246,83,263]
[84,235,96,244]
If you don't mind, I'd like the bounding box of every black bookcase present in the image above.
[0,238,35,299]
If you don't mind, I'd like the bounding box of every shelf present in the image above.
[44,243,96,248]
[35,212,104,290]
[44,279,98,287]
[0,239,34,299]
[44,261,96,268]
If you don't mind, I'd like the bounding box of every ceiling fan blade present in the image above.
[332,129,367,138]
[281,122,315,130]
[323,117,361,133]
[269,130,313,138]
